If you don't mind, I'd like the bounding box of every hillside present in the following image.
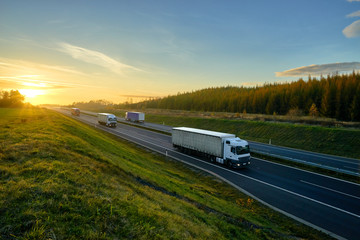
[0,108,331,239]
[118,72,360,121]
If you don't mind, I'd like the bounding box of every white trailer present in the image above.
[97,113,117,127]
[125,112,145,123]
[172,127,251,168]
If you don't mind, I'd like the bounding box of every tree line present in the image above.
[70,99,115,111]
[0,90,25,108]
[120,72,360,121]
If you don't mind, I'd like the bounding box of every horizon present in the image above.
[1,0,360,105]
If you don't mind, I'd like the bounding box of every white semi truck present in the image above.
[97,113,117,127]
[172,127,251,168]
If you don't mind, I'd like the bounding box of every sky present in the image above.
[0,0,360,105]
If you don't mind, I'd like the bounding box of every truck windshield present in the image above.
[236,145,250,155]
[109,118,117,122]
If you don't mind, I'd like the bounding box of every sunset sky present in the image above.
[1,0,360,105]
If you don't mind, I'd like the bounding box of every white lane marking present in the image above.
[300,180,360,200]
[254,157,360,187]
[59,109,360,219]
[343,165,360,171]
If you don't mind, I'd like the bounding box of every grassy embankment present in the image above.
[0,108,331,239]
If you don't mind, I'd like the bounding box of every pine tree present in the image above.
[309,103,319,117]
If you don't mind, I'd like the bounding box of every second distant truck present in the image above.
[125,111,145,123]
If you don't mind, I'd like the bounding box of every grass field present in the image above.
[144,114,360,160]
[0,108,332,239]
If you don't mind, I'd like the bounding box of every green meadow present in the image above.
[0,108,331,239]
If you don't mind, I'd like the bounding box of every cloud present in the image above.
[0,76,75,90]
[347,10,360,18]
[0,57,86,76]
[0,57,101,90]
[343,20,360,38]
[58,42,142,74]
[275,62,360,77]
[347,0,360,2]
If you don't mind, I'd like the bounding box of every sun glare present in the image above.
[22,82,47,88]
[19,89,45,98]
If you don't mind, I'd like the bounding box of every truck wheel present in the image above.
[226,160,232,168]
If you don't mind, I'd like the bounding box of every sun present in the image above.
[19,89,45,98]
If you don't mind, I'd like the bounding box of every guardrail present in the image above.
[251,149,360,177]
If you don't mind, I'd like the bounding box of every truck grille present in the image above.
[238,156,250,162]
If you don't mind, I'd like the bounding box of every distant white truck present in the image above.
[97,113,117,127]
[125,112,145,123]
[172,127,251,168]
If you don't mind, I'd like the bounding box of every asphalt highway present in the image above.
[142,120,360,176]
[55,108,360,240]
[249,141,360,176]
[80,109,360,176]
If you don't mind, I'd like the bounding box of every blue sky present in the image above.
[0,0,359,104]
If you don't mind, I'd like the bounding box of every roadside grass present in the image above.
[1,108,333,239]
[141,108,360,128]
[144,114,360,160]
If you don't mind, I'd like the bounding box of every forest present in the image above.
[119,72,360,121]
[0,90,25,108]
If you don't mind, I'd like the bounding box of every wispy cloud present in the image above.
[344,1,360,38]
[343,19,360,38]
[0,75,94,90]
[58,42,142,74]
[0,57,101,90]
[275,62,360,77]
[347,10,360,18]
[0,75,89,93]
[0,57,86,76]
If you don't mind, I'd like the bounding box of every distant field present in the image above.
[144,114,360,159]
[0,107,331,239]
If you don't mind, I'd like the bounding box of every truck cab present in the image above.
[223,138,251,168]
[97,113,117,127]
